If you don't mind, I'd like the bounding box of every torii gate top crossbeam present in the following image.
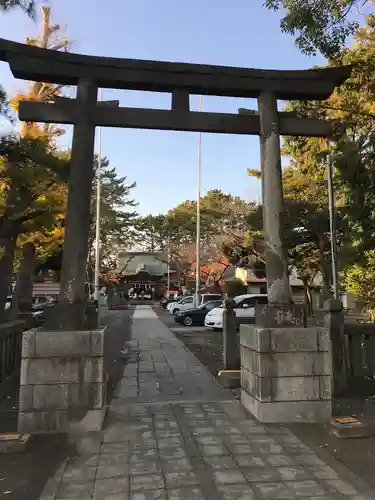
[0,38,351,100]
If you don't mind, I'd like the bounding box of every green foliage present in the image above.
[0,86,10,119]
[343,250,375,318]
[134,214,172,252]
[88,156,138,279]
[264,0,365,57]
[264,13,375,311]
[0,135,68,239]
[246,165,339,299]
[283,15,375,260]
[0,0,36,17]
[0,5,72,285]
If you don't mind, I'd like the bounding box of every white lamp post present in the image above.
[327,153,339,300]
[94,88,103,302]
[195,96,203,307]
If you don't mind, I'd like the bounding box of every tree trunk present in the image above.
[0,236,16,323]
[213,280,222,294]
[10,242,36,320]
[0,166,25,321]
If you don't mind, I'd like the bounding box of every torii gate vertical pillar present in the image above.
[57,78,98,330]
[256,92,300,326]
[18,80,109,434]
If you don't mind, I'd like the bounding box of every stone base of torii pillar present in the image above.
[239,91,333,424]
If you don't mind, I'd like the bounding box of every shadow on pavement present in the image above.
[102,308,132,404]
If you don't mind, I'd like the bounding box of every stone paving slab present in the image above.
[51,306,375,500]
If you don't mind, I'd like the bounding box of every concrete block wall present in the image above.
[240,325,332,423]
[18,328,106,434]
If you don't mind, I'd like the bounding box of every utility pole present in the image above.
[195,96,203,307]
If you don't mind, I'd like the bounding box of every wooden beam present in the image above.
[18,100,335,137]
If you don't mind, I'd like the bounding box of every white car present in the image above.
[204,294,268,330]
[169,295,195,314]
[166,300,179,312]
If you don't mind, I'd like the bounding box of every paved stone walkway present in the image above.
[54,306,374,500]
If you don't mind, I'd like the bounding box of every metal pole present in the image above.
[195,96,203,307]
[94,88,103,302]
[327,153,339,300]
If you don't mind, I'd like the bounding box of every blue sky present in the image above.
[0,0,327,215]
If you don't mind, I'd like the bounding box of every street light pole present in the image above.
[195,96,203,307]
[94,88,103,302]
[327,153,339,300]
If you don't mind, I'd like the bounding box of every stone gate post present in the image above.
[258,91,292,310]
[57,78,98,330]
[223,298,239,370]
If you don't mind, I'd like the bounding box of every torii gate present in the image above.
[0,38,351,330]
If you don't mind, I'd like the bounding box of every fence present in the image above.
[310,308,375,384]
[0,320,25,401]
[307,308,369,327]
[344,323,375,380]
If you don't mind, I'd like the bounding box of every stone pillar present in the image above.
[57,79,98,330]
[240,324,332,423]
[258,92,292,307]
[18,327,106,434]
[223,298,239,370]
[324,298,346,396]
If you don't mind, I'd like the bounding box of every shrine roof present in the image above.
[0,38,352,100]
[118,252,168,276]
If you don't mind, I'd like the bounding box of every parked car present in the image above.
[174,300,223,326]
[204,294,268,330]
[200,293,222,304]
[160,296,179,309]
[169,295,194,314]
[169,293,222,315]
